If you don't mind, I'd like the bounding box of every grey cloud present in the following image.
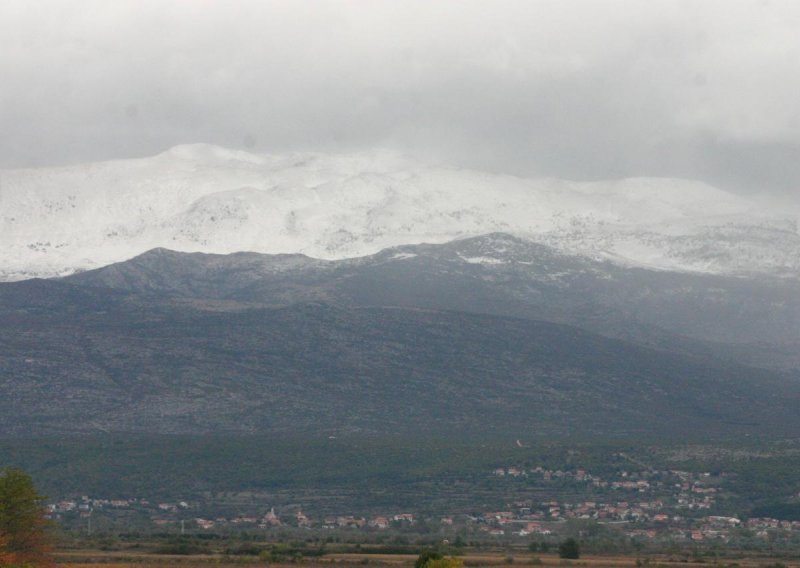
[1,0,799,196]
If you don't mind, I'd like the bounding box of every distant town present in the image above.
[47,464,800,545]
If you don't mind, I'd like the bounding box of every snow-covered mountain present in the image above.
[1,143,798,280]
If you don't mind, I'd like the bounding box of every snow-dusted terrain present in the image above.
[1,143,798,280]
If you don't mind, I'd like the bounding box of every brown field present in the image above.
[53,549,800,568]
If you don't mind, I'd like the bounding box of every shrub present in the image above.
[558,538,580,560]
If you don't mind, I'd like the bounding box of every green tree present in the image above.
[0,467,52,566]
[415,550,443,568]
[558,538,580,559]
[414,552,463,568]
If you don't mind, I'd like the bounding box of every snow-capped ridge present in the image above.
[1,145,797,280]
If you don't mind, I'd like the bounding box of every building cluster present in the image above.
[43,466,800,545]
[487,465,800,541]
[185,511,417,531]
[46,496,190,521]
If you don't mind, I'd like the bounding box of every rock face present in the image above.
[2,144,798,280]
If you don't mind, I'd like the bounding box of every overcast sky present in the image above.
[1,0,799,196]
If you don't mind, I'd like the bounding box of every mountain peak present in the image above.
[1,145,796,280]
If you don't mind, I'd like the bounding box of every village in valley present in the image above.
[46,463,800,548]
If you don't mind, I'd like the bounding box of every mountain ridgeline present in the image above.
[1,233,799,439]
[65,233,800,363]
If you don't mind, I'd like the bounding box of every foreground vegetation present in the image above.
[47,537,800,568]
[0,467,52,566]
